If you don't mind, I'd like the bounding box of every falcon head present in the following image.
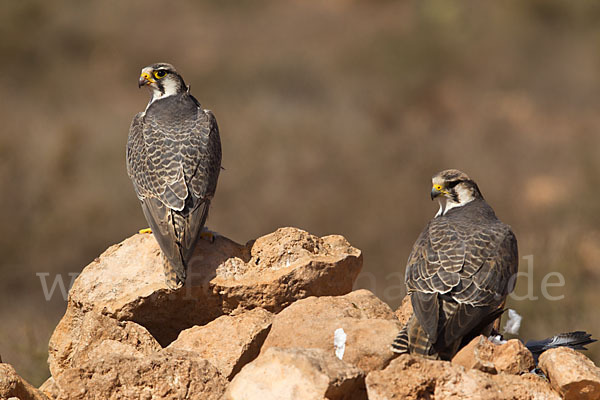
[138,63,188,102]
[430,169,483,216]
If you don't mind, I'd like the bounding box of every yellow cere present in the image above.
[141,72,155,83]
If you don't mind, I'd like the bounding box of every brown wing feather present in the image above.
[126,95,222,285]
[404,199,518,358]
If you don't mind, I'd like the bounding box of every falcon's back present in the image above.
[393,170,518,359]
[127,63,221,288]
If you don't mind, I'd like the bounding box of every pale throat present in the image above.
[434,184,476,217]
[146,79,181,110]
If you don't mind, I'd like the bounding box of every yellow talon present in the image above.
[139,228,153,234]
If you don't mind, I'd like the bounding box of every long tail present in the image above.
[391,315,437,358]
[526,331,596,363]
[391,324,410,354]
[161,252,185,289]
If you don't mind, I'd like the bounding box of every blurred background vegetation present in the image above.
[2,0,600,385]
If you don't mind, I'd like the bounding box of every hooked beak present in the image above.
[138,72,154,88]
[431,186,443,200]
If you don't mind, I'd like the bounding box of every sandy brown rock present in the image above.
[65,227,361,345]
[0,363,50,400]
[39,377,59,400]
[211,228,362,314]
[489,373,563,400]
[452,335,534,375]
[168,308,273,379]
[493,338,535,374]
[48,306,161,378]
[366,354,561,400]
[53,349,226,400]
[225,347,366,400]
[452,335,497,373]
[394,294,413,327]
[540,346,600,400]
[261,289,400,373]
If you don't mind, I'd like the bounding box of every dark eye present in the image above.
[154,70,167,79]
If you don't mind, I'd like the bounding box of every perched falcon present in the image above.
[392,169,518,360]
[127,63,222,288]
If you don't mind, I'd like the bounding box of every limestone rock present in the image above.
[261,289,400,373]
[489,373,563,400]
[452,335,534,375]
[366,354,561,400]
[39,377,59,400]
[48,306,161,378]
[53,349,226,400]
[452,335,497,373]
[168,308,274,379]
[41,224,589,399]
[225,347,366,400]
[65,227,361,345]
[493,338,535,375]
[0,363,50,400]
[539,346,600,400]
[395,294,413,327]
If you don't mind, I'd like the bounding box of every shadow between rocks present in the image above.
[131,234,250,346]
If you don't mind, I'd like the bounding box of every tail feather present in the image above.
[391,324,409,354]
[526,331,596,362]
[161,253,185,289]
[408,314,437,357]
[392,315,438,358]
[526,331,596,353]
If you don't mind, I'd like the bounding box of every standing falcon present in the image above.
[127,63,221,288]
[392,169,518,360]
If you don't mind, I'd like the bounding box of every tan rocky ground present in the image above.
[366,354,561,400]
[167,307,274,379]
[0,363,49,400]
[225,347,366,400]
[260,289,401,373]
[540,347,600,400]
[54,227,362,346]
[3,227,599,399]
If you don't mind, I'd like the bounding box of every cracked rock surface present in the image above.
[33,226,600,399]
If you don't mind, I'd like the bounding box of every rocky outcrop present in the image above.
[0,363,50,400]
[540,346,600,400]
[48,307,161,378]
[38,377,59,399]
[493,338,536,374]
[452,335,535,375]
[167,307,274,379]
[261,289,400,373]
[60,228,361,345]
[225,347,366,400]
[394,294,413,327]
[34,226,600,399]
[45,227,363,399]
[366,354,561,400]
[53,349,227,400]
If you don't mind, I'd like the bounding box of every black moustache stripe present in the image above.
[451,190,459,202]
